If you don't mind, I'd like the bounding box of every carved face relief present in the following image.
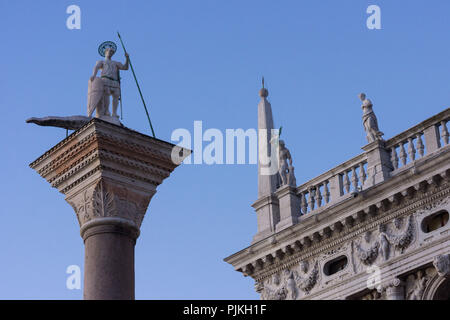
[272,273,280,286]
[364,231,371,243]
[393,217,402,229]
[300,261,309,274]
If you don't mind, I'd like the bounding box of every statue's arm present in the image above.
[287,150,293,166]
[90,61,102,80]
[118,54,130,70]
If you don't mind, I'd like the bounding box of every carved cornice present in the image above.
[30,118,189,195]
[228,174,450,281]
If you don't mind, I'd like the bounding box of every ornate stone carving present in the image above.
[294,260,319,294]
[406,270,428,300]
[93,181,116,217]
[378,224,391,261]
[67,179,151,229]
[355,231,380,265]
[260,272,288,300]
[433,254,450,278]
[386,214,415,253]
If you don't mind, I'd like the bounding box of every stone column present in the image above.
[362,140,393,188]
[29,118,189,300]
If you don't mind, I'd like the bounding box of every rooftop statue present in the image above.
[359,93,384,143]
[26,41,129,131]
[88,41,129,124]
[278,140,296,187]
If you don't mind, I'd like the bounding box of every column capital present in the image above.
[30,118,190,235]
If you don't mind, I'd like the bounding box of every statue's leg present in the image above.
[112,88,120,117]
[103,90,111,116]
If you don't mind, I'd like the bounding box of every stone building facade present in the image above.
[224,88,450,300]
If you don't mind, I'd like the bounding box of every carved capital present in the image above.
[384,278,405,300]
[30,118,189,239]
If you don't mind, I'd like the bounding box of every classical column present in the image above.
[29,118,189,299]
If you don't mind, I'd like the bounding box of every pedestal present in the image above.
[30,118,189,299]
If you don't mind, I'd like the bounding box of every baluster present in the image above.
[343,171,350,194]
[407,137,416,161]
[323,182,330,204]
[359,162,366,185]
[416,133,424,157]
[399,143,407,166]
[308,188,315,211]
[441,120,449,145]
[300,192,308,215]
[316,185,322,208]
[391,147,399,170]
[351,167,358,191]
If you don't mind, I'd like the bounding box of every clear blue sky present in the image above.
[0,0,449,299]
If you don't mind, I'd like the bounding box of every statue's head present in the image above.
[300,261,309,273]
[272,273,280,285]
[105,47,116,59]
[279,140,285,147]
[364,231,371,243]
[393,217,402,229]
[358,93,366,101]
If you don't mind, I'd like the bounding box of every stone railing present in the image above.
[295,154,368,215]
[296,108,449,217]
[386,109,449,172]
[253,108,449,240]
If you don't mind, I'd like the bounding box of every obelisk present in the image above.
[253,80,280,243]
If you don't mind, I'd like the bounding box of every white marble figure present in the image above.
[88,47,129,123]
[359,93,384,143]
[278,140,296,187]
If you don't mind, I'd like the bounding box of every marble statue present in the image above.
[278,140,296,187]
[26,42,129,131]
[359,93,384,143]
[88,47,129,123]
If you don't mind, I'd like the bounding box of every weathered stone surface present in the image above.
[225,104,450,300]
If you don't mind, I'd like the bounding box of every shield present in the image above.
[87,77,105,117]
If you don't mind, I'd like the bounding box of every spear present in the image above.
[117,31,156,138]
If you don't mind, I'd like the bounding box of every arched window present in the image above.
[324,255,348,276]
[421,210,449,233]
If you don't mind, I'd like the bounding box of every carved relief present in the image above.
[93,181,116,217]
[294,260,319,295]
[66,179,152,228]
[406,269,430,300]
[355,231,379,265]
[433,254,450,278]
[386,215,415,253]
[260,272,287,300]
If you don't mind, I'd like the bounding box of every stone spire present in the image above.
[257,78,278,198]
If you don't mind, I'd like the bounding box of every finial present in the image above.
[259,76,269,98]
